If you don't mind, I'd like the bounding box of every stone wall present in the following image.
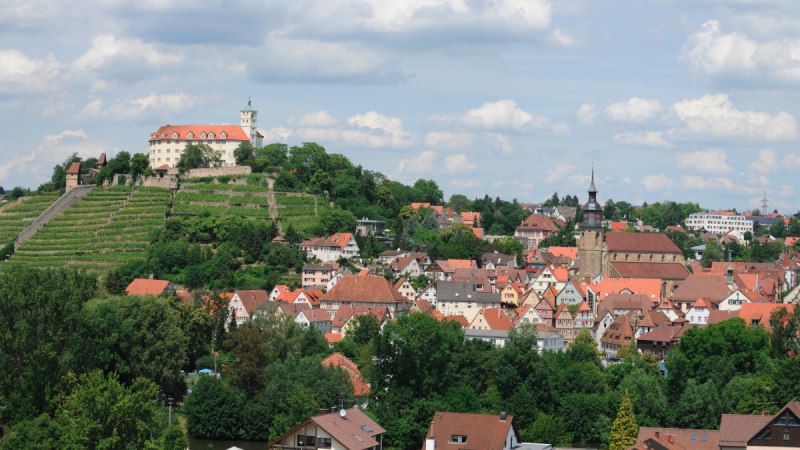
[186,166,252,178]
[139,175,178,190]
[15,185,95,250]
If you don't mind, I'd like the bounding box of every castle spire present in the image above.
[589,166,597,193]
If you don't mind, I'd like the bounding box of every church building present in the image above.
[577,171,688,284]
[147,100,263,169]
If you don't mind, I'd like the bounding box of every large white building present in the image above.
[148,100,263,169]
[685,212,754,235]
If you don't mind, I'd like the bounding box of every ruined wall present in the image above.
[185,166,252,178]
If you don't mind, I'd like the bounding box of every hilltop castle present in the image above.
[147,100,263,169]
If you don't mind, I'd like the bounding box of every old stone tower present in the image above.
[577,169,605,278]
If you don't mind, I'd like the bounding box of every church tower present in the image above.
[240,98,262,147]
[577,168,605,279]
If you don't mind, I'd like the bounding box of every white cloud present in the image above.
[80,93,198,120]
[550,28,575,47]
[680,175,761,194]
[443,154,477,174]
[546,163,575,183]
[680,20,800,84]
[672,93,797,140]
[346,111,413,147]
[783,153,800,168]
[676,149,732,173]
[451,179,481,189]
[576,103,597,125]
[613,131,670,147]
[289,110,339,128]
[72,34,183,72]
[462,99,550,131]
[749,148,778,174]
[641,174,672,193]
[397,150,436,173]
[423,131,473,150]
[0,49,62,93]
[604,97,663,123]
[0,130,104,182]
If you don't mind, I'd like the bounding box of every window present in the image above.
[450,435,467,444]
[296,435,317,446]
[220,132,227,139]
[318,437,332,448]
[785,429,791,441]
[361,425,373,433]
[171,132,178,139]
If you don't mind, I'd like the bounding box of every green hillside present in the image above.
[4,187,170,272]
[0,192,60,249]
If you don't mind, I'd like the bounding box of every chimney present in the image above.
[500,411,507,422]
[655,431,660,438]
[425,422,436,450]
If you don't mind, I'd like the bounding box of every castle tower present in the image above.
[240,98,262,148]
[578,168,605,279]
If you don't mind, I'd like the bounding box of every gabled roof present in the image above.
[609,221,629,232]
[423,412,515,450]
[233,290,270,313]
[719,414,772,447]
[436,281,500,304]
[307,408,385,450]
[436,259,477,272]
[590,277,662,301]
[639,311,671,328]
[320,274,408,304]
[332,305,389,329]
[601,313,634,346]
[473,308,514,331]
[598,293,653,317]
[636,427,719,450]
[554,301,572,319]
[126,278,170,296]
[671,274,731,304]
[297,308,331,323]
[516,213,558,232]
[66,162,81,175]
[443,314,469,328]
[546,246,578,260]
[738,303,794,330]
[637,325,689,343]
[605,232,682,254]
[609,262,690,281]
[301,232,354,250]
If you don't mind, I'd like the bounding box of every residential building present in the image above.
[393,278,417,301]
[686,298,711,325]
[437,281,501,323]
[269,284,291,301]
[418,285,437,307]
[685,212,754,235]
[294,309,332,334]
[515,304,543,326]
[319,274,410,318]
[228,290,270,326]
[356,218,386,236]
[482,252,518,270]
[555,278,587,306]
[600,313,635,359]
[738,303,795,330]
[302,263,336,290]
[636,325,689,360]
[633,427,719,450]
[514,214,559,250]
[718,399,800,449]
[148,100,263,168]
[389,255,423,278]
[331,305,390,334]
[537,329,566,353]
[469,308,514,332]
[573,301,594,331]
[531,266,569,295]
[378,249,408,265]
[300,233,359,262]
[554,302,575,344]
[268,407,385,450]
[423,411,520,450]
[671,274,731,312]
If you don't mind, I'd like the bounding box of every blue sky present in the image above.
[2,0,800,212]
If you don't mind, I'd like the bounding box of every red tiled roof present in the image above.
[149,124,250,142]
[233,290,270,313]
[637,325,689,343]
[636,427,719,450]
[324,332,342,344]
[590,278,662,301]
[738,303,794,330]
[547,246,578,260]
[610,221,629,232]
[126,278,170,296]
[320,274,408,304]
[444,314,469,328]
[474,308,514,331]
[66,162,81,175]
[708,310,738,324]
[298,309,331,323]
[719,414,772,447]
[332,305,389,329]
[517,213,558,232]
[605,232,682,254]
[609,262,689,280]
[410,202,431,211]
[671,274,731,304]
[423,412,515,450]
[473,227,484,238]
[601,313,634,347]
[322,352,370,397]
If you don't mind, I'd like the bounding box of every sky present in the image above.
[2,0,800,213]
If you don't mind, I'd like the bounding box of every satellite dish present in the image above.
[339,408,347,418]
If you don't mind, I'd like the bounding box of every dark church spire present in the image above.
[579,167,603,230]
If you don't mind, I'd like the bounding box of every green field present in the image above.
[3,187,170,272]
[0,192,61,248]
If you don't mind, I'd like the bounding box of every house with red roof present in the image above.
[300,232,359,262]
[460,211,481,227]
[320,274,410,318]
[269,284,291,301]
[148,100,262,169]
[573,300,594,331]
[228,290,269,327]
[294,309,332,334]
[637,324,690,360]
[393,278,417,301]
[554,302,576,343]
[514,304,543,327]
[514,213,558,249]
[531,266,569,295]
[609,221,630,232]
[268,407,385,450]
[65,161,82,192]
[600,313,635,358]
[330,305,390,334]
[555,278,587,306]
[686,298,711,325]
[468,308,514,331]
[423,411,520,450]
[126,278,174,296]
[738,303,795,330]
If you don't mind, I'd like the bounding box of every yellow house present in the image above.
[500,283,525,307]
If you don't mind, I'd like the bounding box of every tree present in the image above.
[701,240,724,268]
[129,153,150,180]
[345,314,380,346]
[176,143,222,170]
[412,179,443,204]
[609,390,638,450]
[522,413,572,446]
[318,207,357,234]
[234,142,256,167]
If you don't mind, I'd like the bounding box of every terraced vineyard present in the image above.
[0,192,60,248]
[173,183,271,218]
[4,187,170,272]
[173,179,330,234]
[275,192,330,233]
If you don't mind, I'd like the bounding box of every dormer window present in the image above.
[187,132,194,139]
[171,132,178,139]
[450,435,467,444]
[200,132,207,139]
[220,132,227,139]
[208,132,215,139]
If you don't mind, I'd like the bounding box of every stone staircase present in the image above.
[14,185,95,250]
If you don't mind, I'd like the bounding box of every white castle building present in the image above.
[148,100,263,169]
[685,212,754,235]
